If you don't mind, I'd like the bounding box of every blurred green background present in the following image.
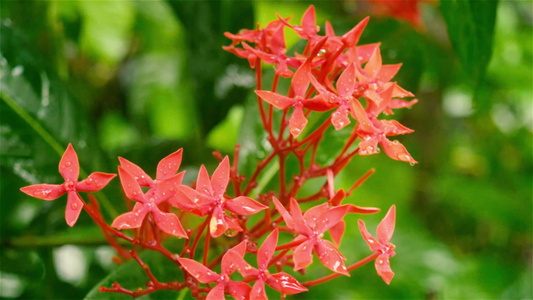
[1,1,531,299]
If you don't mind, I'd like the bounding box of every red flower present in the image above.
[255,38,328,138]
[175,156,267,237]
[111,166,187,238]
[231,229,307,299]
[20,144,115,227]
[368,0,425,30]
[118,149,184,188]
[272,197,350,275]
[178,241,251,300]
[358,205,396,284]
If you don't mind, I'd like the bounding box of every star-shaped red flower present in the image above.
[178,241,251,300]
[111,165,187,238]
[272,197,350,275]
[20,144,115,227]
[358,205,396,284]
[230,228,307,299]
[175,156,267,237]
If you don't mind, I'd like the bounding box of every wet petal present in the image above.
[309,74,337,104]
[224,246,256,278]
[250,280,267,300]
[222,240,247,275]
[210,206,229,238]
[65,191,83,227]
[152,207,187,238]
[358,219,379,251]
[316,239,349,276]
[379,137,417,164]
[351,100,377,133]
[173,185,213,216]
[20,184,65,200]
[154,172,185,204]
[226,196,267,216]
[206,283,226,300]
[118,157,152,187]
[293,239,314,271]
[317,205,349,233]
[375,254,394,284]
[377,205,396,245]
[156,148,183,180]
[178,257,219,283]
[268,272,308,295]
[257,228,279,270]
[289,105,308,138]
[331,106,351,130]
[303,202,329,228]
[59,144,79,182]
[227,281,252,300]
[337,64,357,98]
[377,63,402,83]
[211,156,230,198]
[111,203,149,229]
[77,172,116,192]
[358,135,380,156]
[289,198,311,235]
[197,165,213,196]
[118,166,145,202]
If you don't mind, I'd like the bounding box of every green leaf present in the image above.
[440,0,499,85]
[0,24,118,217]
[84,250,184,300]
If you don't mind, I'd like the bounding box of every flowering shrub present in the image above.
[20,5,417,299]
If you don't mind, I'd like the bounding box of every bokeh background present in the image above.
[1,1,531,299]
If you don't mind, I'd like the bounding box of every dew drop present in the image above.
[398,153,410,161]
[86,178,93,184]
[65,161,71,167]
[71,202,78,210]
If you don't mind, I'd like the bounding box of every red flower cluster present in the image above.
[21,6,415,299]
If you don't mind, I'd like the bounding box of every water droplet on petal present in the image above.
[71,202,78,210]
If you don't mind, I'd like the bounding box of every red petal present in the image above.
[206,283,225,300]
[291,61,311,97]
[379,137,417,164]
[226,196,267,216]
[345,204,380,214]
[155,172,185,204]
[375,254,394,284]
[330,189,345,206]
[77,172,116,192]
[272,196,294,229]
[316,239,349,276]
[268,272,308,295]
[337,64,357,98]
[389,98,417,109]
[20,184,65,200]
[330,221,345,247]
[173,185,212,215]
[210,206,229,238]
[325,21,335,37]
[152,207,188,238]
[222,240,247,275]
[65,191,83,227]
[302,202,329,228]
[290,198,311,235]
[224,245,257,277]
[289,105,308,138]
[317,205,349,233]
[331,106,351,130]
[118,157,152,187]
[358,135,380,156]
[227,281,252,300]
[292,239,314,270]
[197,165,213,196]
[365,46,382,79]
[111,202,148,229]
[351,100,377,133]
[178,257,219,283]
[118,166,145,202]
[156,148,183,180]
[301,5,317,37]
[255,90,294,110]
[257,228,278,270]
[211,156,230,198]
[353,43,380,64]
[250,280,267,300]
[342,17,369,47]
[358,219,379,251]
[59,144,79,182]
[309,74,337,104]
[381,120,414,136]
[377,205,396,245]
[270,27,286,56]
[377,64,402,83]
[326,169,335,199]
